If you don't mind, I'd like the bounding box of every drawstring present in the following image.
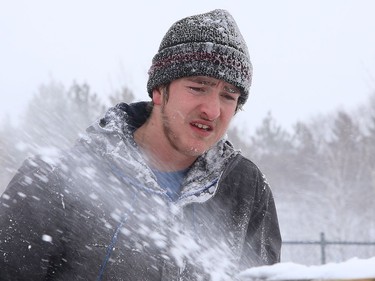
[96,192,137,281]
[96,160,220,280]
[192,204,197,234]
[96,216,127,281]
[96,161,163,280]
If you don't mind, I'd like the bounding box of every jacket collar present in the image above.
[86,102,239,206]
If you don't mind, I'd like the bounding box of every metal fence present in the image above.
[283,232,375,264]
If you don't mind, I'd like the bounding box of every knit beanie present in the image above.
[147,9,253,106]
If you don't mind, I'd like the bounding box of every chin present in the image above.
[183,144,211,157]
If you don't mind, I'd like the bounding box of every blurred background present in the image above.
[1,0,375,265]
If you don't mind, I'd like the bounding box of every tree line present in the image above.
[0,80,135,193]
[230,95,375,264]
[1,80,374,265]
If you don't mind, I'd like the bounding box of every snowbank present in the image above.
[237,257,375,280]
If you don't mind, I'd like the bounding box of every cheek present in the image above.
[173,110,187,122]
[168,100,192,120]
[164,104,187,125]
[220,108,236,124]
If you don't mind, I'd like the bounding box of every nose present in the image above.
[200,93,221,121]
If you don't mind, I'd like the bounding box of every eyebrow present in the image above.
[223,86,240,95]
[186,77,216,86]
[186,77,240,94]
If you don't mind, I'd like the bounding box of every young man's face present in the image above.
[154,76,240,157]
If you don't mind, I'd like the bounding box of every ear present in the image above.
[152,87,163,105]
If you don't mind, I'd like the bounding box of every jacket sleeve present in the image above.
[0,156,68,280]
[238,159,282,270]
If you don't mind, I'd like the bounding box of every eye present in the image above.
[222,93,237,101]
[188,86,206,94]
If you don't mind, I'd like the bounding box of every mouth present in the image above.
[191,122,212,131]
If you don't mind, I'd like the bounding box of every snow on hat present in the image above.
[147,9,253,106]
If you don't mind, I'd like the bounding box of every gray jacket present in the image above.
[0,102,281,281]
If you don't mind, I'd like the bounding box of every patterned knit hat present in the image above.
[147,9,253,106]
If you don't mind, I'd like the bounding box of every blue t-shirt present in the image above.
[153,169,189,201]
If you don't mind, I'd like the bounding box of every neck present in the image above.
[134,119,197,172]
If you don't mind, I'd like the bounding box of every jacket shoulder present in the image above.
[223,154,267,185]
[219,154,273,204]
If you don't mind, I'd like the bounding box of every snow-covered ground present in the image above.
[237,257,375,280]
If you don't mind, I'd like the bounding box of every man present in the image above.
[0,9,281,281]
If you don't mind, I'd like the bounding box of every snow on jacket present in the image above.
[0,102,281,281]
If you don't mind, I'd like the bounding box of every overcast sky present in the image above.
[1,0,375,135]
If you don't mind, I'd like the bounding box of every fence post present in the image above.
[283,233,375,264]
[320,232,326,264]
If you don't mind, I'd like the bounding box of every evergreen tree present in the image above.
[19,80,106,155]
[108,85,135,106]
[249,112,293,191]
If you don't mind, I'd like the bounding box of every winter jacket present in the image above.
[0,102,281,281]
